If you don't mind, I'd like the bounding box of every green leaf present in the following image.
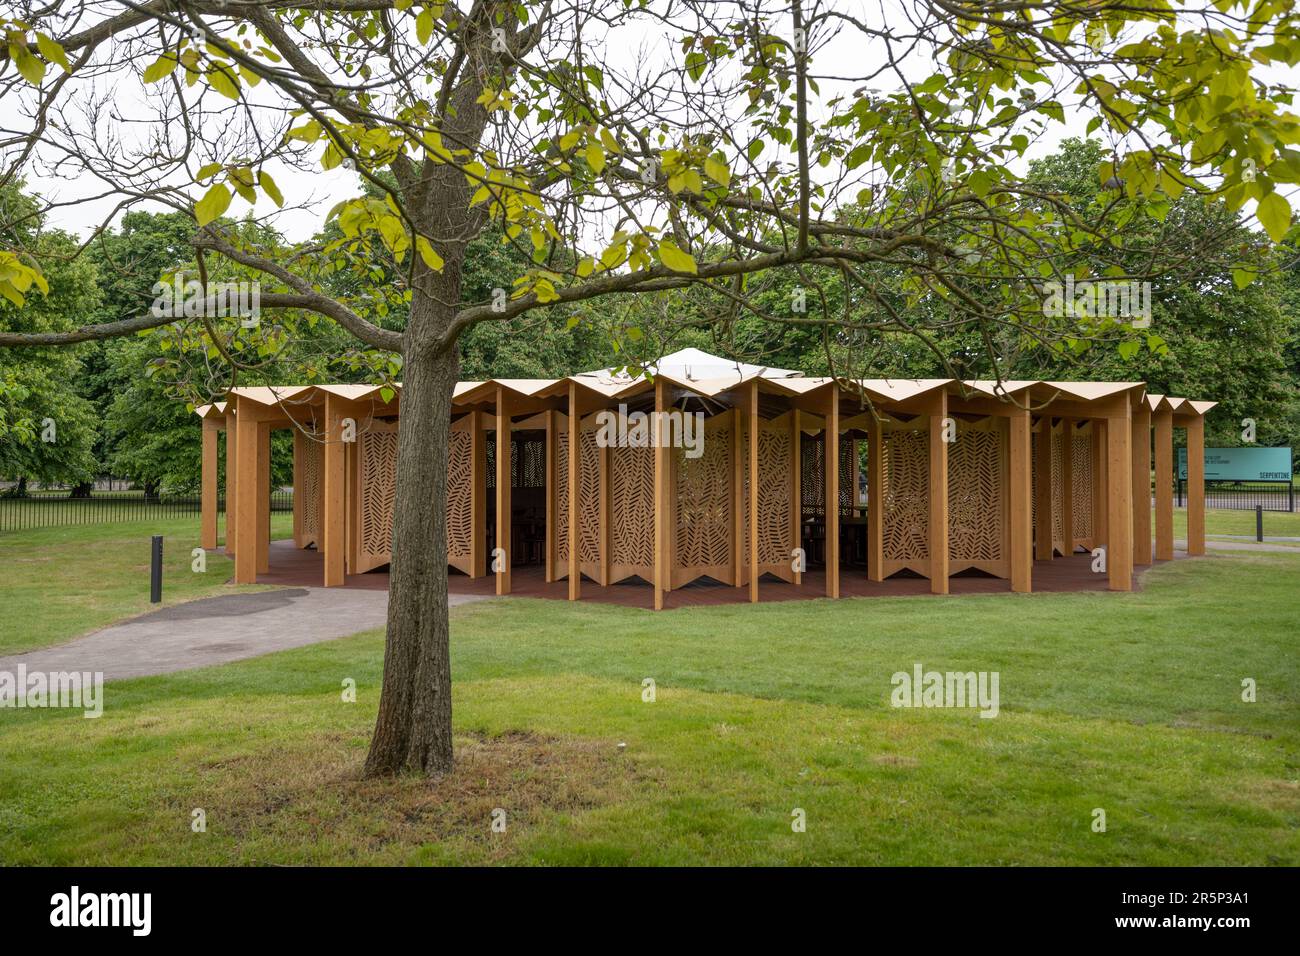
[415,235,445,272]
[585,141,606,174]
[259,170,284,207]
[1118,340,1140,360]
[208,64,240,100]
[36,33,71,73]
[416,10,434,45]
[1232,267,1256,289]
[685,51,707,82]
[704,156,731,187]
[143,54,178,83]
[657,239,697,274]
[11,43,46,86]
[1257,191,1292,242]
[194,183,232,225]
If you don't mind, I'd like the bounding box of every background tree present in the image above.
[2,1,1298,778]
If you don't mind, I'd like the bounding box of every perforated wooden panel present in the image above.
[446,422,474,574]
[675,411,734,586]
[838,436,854,516]
[947,420,1008,577]
[553,416,602,581]
[298,432,324,548]
[486,437,546,489]
[610,442,654,583]
[757,415,795,582]
[1050,424,1066,554]
[1071,427,1094,548]
[357,424,398,573]
[801,433,824,519]
[555,421,569,568]
[882,426,930,576]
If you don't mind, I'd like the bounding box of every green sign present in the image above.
[1178,446,1293,481]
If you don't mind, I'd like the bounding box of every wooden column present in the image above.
[790,409,802,587]
[867,413,884,581]
[1153,407,1174,560]
[345,429,359,574]
[201,417,219,550]
[495,386,512,595]
[1060,418,1075,553]
[1132,404,1152,566]
[654,378,669,610]
[1093,420,1109,547]
[1034,418,1053,560]
[322,393,347,587]
[256,422,271,574]
[224,409,238,554]
[928,391,949,595]
[748,380,760,603]
[470,412,486,578]
[598,443,611,586]
[291,429,304,548]
[1186,415,1206,556]
[1106,409,1134,591]
[567,384,580,601]
[1009,406,1032,593]
[824,388,840,598]
[545,409,556,582]
[234,397,261,584]
[731,404,745,587]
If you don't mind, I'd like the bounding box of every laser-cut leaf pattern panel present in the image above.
[882,427,929,573]
[676,416,733,582]
[446,427,473,568]
[299,432,324,548]
[838,437,854,516]
[947,423,1008,576]
[610,442,654,582]
[485,437,544,488]
[555,427,569,564]
[1051,424,1065,554]
[801,433,824,519]
[1071,429,1094,543]
[578,428,601,565]
[758,423,792,567]
[358,426,398,573]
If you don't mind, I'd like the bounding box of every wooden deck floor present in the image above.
[253,539,1158,608]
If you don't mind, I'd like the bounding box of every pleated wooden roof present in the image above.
[195,348,1215,418]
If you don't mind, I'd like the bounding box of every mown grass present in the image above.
[0,515,291,654]
[0,537,1296,865]
[1177,506,1300,545]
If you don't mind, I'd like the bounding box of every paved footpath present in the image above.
[0,588,487,682]
[1180,539,1300,553]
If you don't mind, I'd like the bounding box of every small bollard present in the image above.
[1256,505,1263,543]
[150,535,163,603]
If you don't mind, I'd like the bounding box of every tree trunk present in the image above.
[364,304,458,777]
[69,481,93,499]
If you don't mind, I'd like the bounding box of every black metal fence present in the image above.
[0,489,293,533]
[1176,479,1295,512]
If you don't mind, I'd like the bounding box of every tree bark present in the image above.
[363,295,458,777]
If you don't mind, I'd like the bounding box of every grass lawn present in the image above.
[0,515,291,655]
[1174,506,1300,545]
[0,525,1296,865]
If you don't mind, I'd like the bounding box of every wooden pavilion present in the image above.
[194,348,1215,609]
